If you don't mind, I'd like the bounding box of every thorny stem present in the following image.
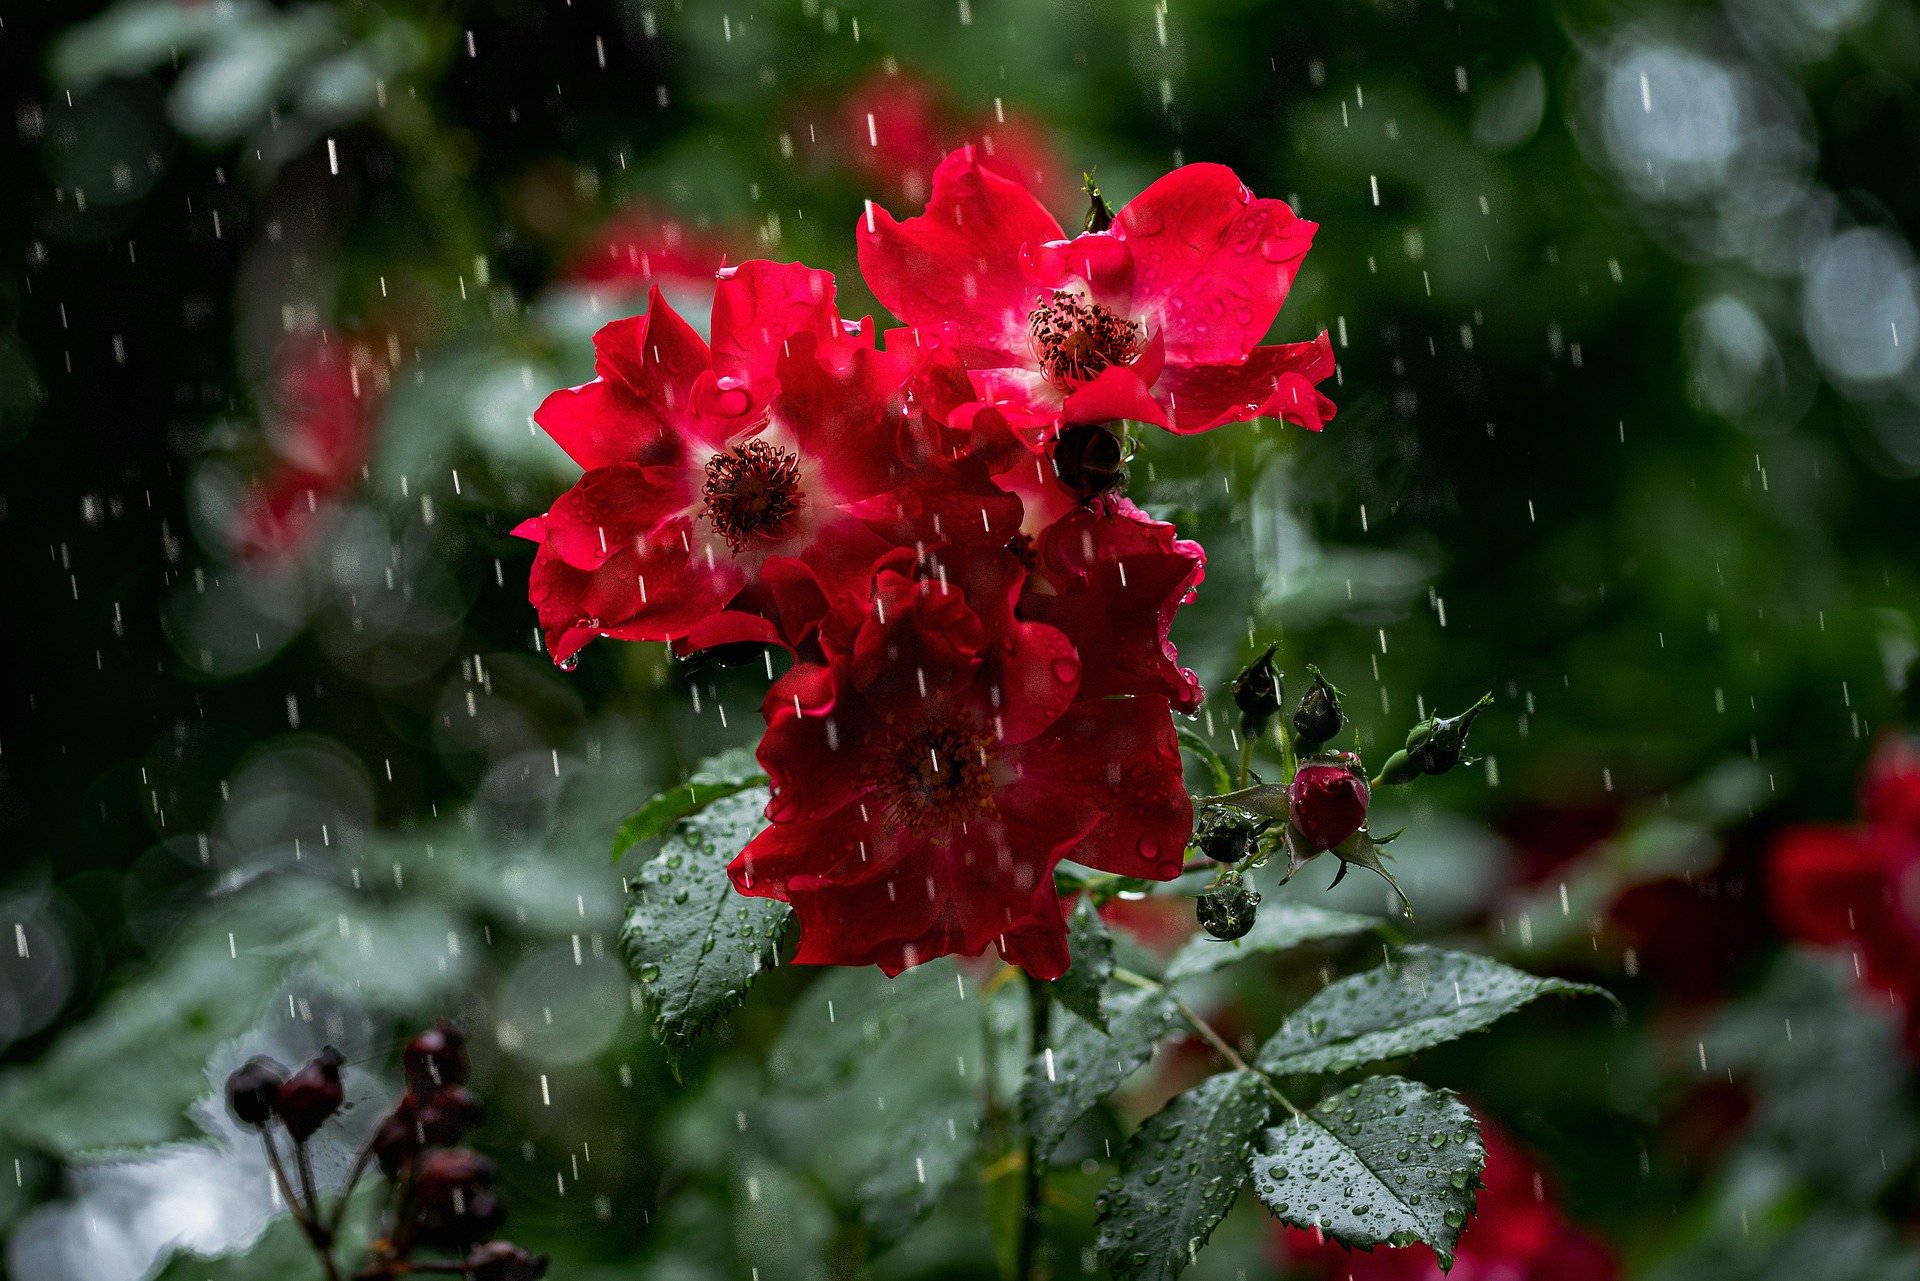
[1111,968,1301,1117]
[1015,973,1051,1281]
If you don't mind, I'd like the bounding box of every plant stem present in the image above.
[1111,968,1300,1116]
[329,1129,381,1238]
[1237,733,1255,790]
[262,1131,342,1281]
[1015,973,1050,1281]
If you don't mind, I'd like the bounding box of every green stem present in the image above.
[1016,974,1051,1281]
[1111,968,1300,1116]
[1236,734,1255,790]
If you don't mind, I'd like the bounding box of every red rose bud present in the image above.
[467,1241,550,1281]
[414,1148,505,1250]
[1288,760,1370,852]
[225,1056,286,1128]
[1051,423,1128,502]
[404,1019,470,1094]
[272,1047,344,1142]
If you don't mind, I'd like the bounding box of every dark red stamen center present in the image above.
[1028,289,1142,387]
[702,440,804,553]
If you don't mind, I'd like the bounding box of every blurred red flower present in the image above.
[560,206,737,322]
[833,72,1066,211]
[232,332,382,564]
[857,145,1336,441]
[1768,733,1920,1043]
[729,560,1190,978]
[1279,1117,1616,1281]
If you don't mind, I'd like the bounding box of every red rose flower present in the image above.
[729,561,1191,978]
[515,261,1017,665]
[1020,497,1206,713]
[559,206,739,327]
[1280,1117,1617,1281]
[1768,733,1920,1043]
[834,72,1066,211]
[856,145,1336,441]
[1290,759,1371,852]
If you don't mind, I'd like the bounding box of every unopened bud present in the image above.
[1196,880,1261,941]
[404,1019,470,1094]
[1402,693,1494,777]
[1291,665,1345,753]
[414,1148,505,1250]
[1288,755,1370,853]
[1195,808,1261,865]
[1231,643,1283,735]
[1051,423,1128,502]
[1082,171,1115,233]
[225,1057,285,1129]
[273,1047,344,1142]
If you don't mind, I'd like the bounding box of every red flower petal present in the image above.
[857,145,1065,363]
[1024,499,1205,713]
[534,290,711,470]
[1112,163,1318,365]
[1154,333,1338,435]
[1009,696,1191,881]
[708,260,840,408]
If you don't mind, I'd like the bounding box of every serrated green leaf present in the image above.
[1256,945,1606,1076]
[621,787,791,1075]
[1250,1075,1484,1269]
[1096,1070,1272,1280]
[1164,903,1381,983]
[766,961,972,1096]
[855,1091,989,1242]
[1054,899,1116,1030]
[1023,983,1180,1164]
[612,746,766,861]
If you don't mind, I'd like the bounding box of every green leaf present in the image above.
[621,787,792,1075]
[1164,902,1381,983]
[1023,983,1179,1165]
[1054,899,1116,1030]
[1095,1070,1272,1280]
[855,1091,990,1242]
[613,745,766,861]
[1256,945,1606,1076]
[731,1152,836,1281]
[1249,1075,1484,1269]
[766,960,979,1096]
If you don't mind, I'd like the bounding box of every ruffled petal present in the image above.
[1153,333,1337,435]
[709,260,841,405]
[534,290,710,470]
[1113,163,1318,365]
[857,144,1065,362]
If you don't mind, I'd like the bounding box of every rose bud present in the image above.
[467,1241,550,1281]
[1288,758,1370,852]
[1291,665,1345,754]
[225,1056,286,1128]
[413,1148,505,1250]
[1403,693,1494,777]
[1081,171,1116,233]
[417,1084,484,1146]
[1195,808,1261,864]
[1196,880,1261,941]
[1231,643,1283,735]
[372,1105,421,1176]
[272,1046,344,1142]
[404,1019,470,1094]
[1051,423,1128,502]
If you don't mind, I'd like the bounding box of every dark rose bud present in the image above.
[417,1084,484,1146]
[1231,643,1283,735]
[1197,880,1261,941]
[225,1057,286,1128]
[404,1020,469,1094]
[272,1047,344,1142]
[468,1242,550,1281]
[414,1148,505,1250]
[372,1105,421,1177]
[1403,693,1494,777]
[1288,758,1370,853]
[1291,665,1345,753]
[1195,808,1260,864]
[1082,171,1116,233]
[1051,423,1127,502]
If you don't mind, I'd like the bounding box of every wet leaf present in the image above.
[1023,982,1180,1165]
[612,746,767,862]
[1054,899,1116,1031]
[1249,1075,1484,1269]
[1095,1070,1271,1280]
[621,787,791,1076]
[1256,945,1607,1077]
